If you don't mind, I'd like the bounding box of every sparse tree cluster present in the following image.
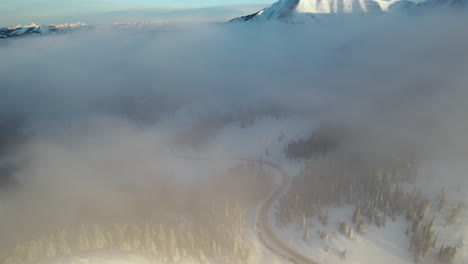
[279,138,465,263]
[438,245,458,263]
[437,188,447,213]
[276,153,419,232]
[320,231,329,240]
[284,125,348,159]
[338,221,354,239]
[356,220,366,235]
[409,217,437,262]
[340,249,348,261]
[2,201,252,264]
[447,202,464,225]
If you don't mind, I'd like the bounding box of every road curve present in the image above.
[180,157,318,264]
[253,159,318,264]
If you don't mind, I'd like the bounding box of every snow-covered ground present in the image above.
[195,114,464,264]
[3,111,466,264]
[165,111,467,264]
[418,159,468,264]
[270,205,415,264]
[267,161,467,264]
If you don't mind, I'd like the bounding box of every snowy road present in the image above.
[253,159,318,264]
[181,156,318,264]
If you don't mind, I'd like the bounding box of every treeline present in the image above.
[284,125,351,159]
[276,154,418,227]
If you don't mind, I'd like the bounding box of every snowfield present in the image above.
[183,113,466,264]
[209,115,466,264]
[270,205,415,264]
[267,160,467,264]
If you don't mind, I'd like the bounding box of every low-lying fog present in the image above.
[0,11,467,263]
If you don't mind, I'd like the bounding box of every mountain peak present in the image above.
[230,0,466,23]
[229,0,385,23]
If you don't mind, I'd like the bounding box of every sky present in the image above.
[0,0,272,27]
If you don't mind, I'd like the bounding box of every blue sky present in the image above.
[0,0,271,27]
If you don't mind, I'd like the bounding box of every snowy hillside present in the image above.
[229,0,387,23]
[0,23,88,39]
[266,153,467,264]
[229,0,466,23]
[271,206,416,264]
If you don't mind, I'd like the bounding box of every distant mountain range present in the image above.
[229,0,466,23]
[0,23,89,39]
[1,0,466,40]
[0,21,176,39]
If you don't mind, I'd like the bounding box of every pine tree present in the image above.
[352,207,361,224]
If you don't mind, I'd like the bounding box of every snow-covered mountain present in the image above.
[229,0,387,23]
[0,23,88,39]
[229,0,466,23]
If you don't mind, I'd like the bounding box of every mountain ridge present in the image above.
[0,23,88,39]
[229,0,466,23]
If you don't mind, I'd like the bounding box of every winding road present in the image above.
[183,157,318,264]
[253,159,318,264]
